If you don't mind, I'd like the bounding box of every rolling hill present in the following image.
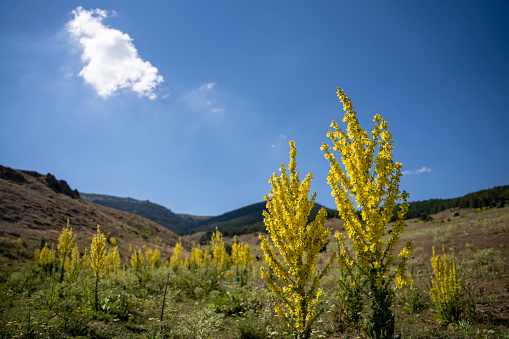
[0,165,190,270]
[81,193,339,237]
[80,193,203,235]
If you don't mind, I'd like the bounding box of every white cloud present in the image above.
[67,7,163,99]
[183,83,225,117]
[270,134,287,149]
[402,166,432,176]
[200,83,216,90]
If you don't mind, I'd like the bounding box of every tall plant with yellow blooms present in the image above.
[430,245,463,324]
[211,228,228,273]
[190,244,205,268]
[131,247,144,271]
[90,226,107,310]
[231,236,253,286]
[170,238,184,270]
[321,88,413,338]
[260,140,335,339]
[57,220,76,282]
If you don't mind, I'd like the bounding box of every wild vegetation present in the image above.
[1,88,508,338]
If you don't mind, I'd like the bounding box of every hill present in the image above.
[81,193,203,235]
[81,192,338,238]
[402,185,509,221]
[192,202,338,243]
[0,165,189,270]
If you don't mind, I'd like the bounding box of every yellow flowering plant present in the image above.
[106,245,121,273]
[57,219,77,282]
[65,245,85,282]
[430,245,463,324]
[190,243,205,268]
[321,88,413,338]
[170,238,184,270]
[211,228,228,274]
[231,236,253,286]
[148,248,161,269]
[39,244,55,269]
[260,140,336,339]
[90,225,107,310]
[131,247,144,271]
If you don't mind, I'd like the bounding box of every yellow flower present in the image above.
[323,87,412,337]
[260,140,336,338]
[211,229,228,272]
[90,226,107,279]
[170,238,184,269]
[131,247,144,271]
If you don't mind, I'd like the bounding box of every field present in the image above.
[1,206,508,338]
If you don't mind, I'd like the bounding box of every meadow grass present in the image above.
[1,207,509,338]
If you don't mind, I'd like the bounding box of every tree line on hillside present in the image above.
[394,185,509,221]
[197,204,338,243]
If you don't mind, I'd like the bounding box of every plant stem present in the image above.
[160,271,171,322]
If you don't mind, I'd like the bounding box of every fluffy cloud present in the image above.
[67,7,163,99]
[402,166,432,175]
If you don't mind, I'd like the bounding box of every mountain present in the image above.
[81,193,204,235]
[191,202,338,241]
[0,165,189,270]
[80,192,338,238]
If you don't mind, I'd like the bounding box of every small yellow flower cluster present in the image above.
[66,245,87,278]
[231,236,253,268]
[170,238,184,269]
[131,247,145,271]
[260,140,336,338]
[211,228,228,272]
[57,220,77,280]
[190,244,207,267]
[148,248,161,269]
[38,244,55,267]
[90,226,107,279]
[430,245,463,324]
[106,245,121,273]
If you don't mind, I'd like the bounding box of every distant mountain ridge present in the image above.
[80,193,204,235]
[81,194,338,236]
[84,184,509,236]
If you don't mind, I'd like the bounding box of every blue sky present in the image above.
[1,1,508,216]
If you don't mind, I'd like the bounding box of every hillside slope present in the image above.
[0,165,188,270]
[81,193,202,235]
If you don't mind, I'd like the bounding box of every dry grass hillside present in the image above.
[0,165,189,271]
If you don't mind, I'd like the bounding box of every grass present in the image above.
[1,206,509,338]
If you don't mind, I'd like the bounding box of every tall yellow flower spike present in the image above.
[90,225,107,310]
[430,245,463,324]
[170,238,184,269]
[131,247,144,271]
[260,140,335,339]
[211,229,228,272]
[190,243,206,267]
[57,219,77,282]
[321,87,413,338]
